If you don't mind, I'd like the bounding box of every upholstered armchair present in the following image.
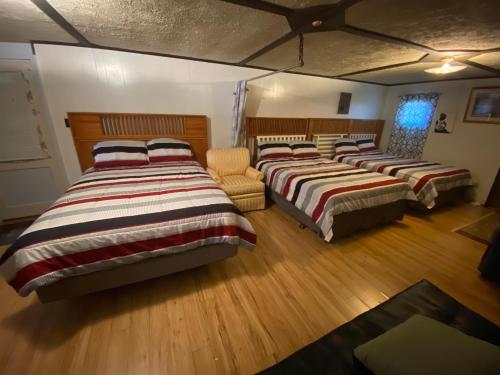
[206,147,265,212]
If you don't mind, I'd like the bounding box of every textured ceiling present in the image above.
[0,0,76,43]
[47,0,291,63]
[250,32,424,77]
[266,0,341,8]
[470,52,500,70]
[347,0,500,50]
[0,0,498,85]
[345,62,496,85]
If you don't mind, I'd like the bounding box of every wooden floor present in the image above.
[0,203,499,375]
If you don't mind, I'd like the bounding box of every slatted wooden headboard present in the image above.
[68,112,209,171]
[246,117,309,161]
[246,116,384,161]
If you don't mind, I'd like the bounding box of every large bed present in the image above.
[256,156,415,241]
[0,113,256,302]
[333,149,473,209]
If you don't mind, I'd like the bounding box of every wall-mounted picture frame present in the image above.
[433,111,456,134]
[337,92,352,114]
[463,86,500,124]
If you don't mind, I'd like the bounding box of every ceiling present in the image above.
[1,0,499,85]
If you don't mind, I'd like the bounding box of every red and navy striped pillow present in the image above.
[333,138,360,156]
[290,141,321,158]
[258,142,293,160]
[93,140,148,168]
[356,138,378,153]
[147,138,193,163]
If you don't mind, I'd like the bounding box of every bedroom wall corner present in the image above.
[380,78,500,204]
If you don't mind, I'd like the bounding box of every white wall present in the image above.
[380,78,500,204]
[34,44,386,185]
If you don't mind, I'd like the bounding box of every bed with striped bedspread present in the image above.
[256,158,415,241]
[0,161,256,296]
[333,152,472,209]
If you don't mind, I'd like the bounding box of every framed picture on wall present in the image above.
[463,86,500,124]
[337,92,352,114]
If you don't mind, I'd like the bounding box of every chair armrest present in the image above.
[245,167,264,181]
[206,168,222,183]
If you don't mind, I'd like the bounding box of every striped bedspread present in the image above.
[333,152,472,208]
[256,158,415,241]
[0,161,256,296]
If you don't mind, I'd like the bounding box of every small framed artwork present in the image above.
[433,112,456,134]
[463,86,500,124]
[337,92,352,114]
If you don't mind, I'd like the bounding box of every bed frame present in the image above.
[35,112,232,302]
[247,116,406,241]
[269,189,407,241]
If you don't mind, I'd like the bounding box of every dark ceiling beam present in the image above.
[30,39,386,86]
[461,60,500,76]
[239,0,362,64]
[387,75,499,87]
[218,0,292,16]
[339,25,436,54]
[334,54,428,78]
[30,0,92,46]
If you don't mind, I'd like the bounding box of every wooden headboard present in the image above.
[68,112,209,171]
[246,116,384,161]
[246,117,309,160]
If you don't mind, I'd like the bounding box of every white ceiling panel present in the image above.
[48,0,291,63]
[347,0,500,50]
[0,0,76,43]
[250,31,425,77]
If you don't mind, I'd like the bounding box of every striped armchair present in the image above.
[206,147,265,212]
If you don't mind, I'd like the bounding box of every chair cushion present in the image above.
[221,175,265,196]
[147,138,193,163]
[334,138,360,156]
[93,140,148,168]
[354,314,500,375]
[356,138,378,153]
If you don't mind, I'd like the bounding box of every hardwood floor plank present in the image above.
[0,203,498,374]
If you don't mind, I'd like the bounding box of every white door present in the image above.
[0,60,65,220]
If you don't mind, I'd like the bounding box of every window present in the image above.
[387,93,439,159]
[397,99,436,129]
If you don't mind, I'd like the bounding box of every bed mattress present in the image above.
[256,157,415,241]
[0,161,256,296]
[334,152,472,208]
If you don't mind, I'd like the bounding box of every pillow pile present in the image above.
[356,138,378,153]
[257,142,293,160]
[333,138,360,156]
[290,141,321,158]
[147,138,193,162]
[92,140,149,168]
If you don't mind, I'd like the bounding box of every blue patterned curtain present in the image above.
[231,80,247,147]
[387,93,439,159]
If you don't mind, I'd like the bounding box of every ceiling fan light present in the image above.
[424,63,467,75]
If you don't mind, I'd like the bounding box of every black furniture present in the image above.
[258,280,500,375]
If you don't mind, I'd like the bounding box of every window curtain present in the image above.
[387,93,439,159]
[231,80,247,147]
